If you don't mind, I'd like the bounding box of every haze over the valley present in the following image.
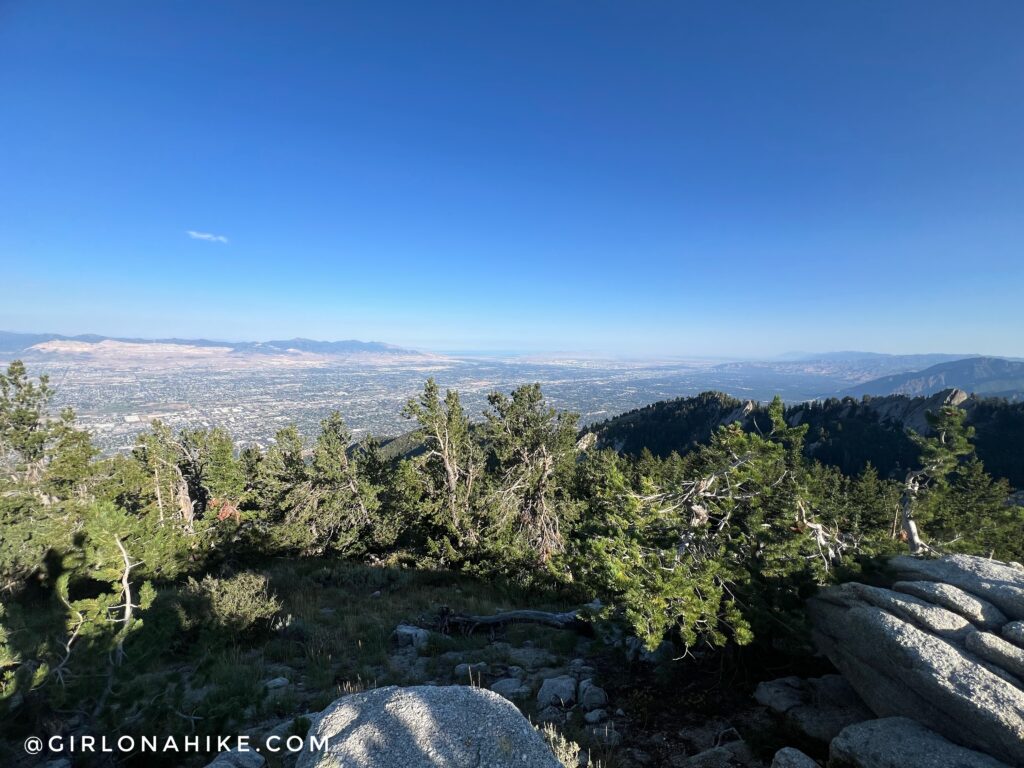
[4,330,1022,454]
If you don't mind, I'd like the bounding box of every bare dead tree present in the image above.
[899,468,931,554]
[50,609,85,686]
[153,462,165,523]
[110,536,141,666]
[426,603,600,636]
[795,500,851,570]
[405,383,481,546]
[149,454,195,530]
[423,426,480,545]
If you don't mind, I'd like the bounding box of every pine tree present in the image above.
[484,383,580,562]
[44,409,98,499]
[306,412,383,555]
[900,405,977,553]
[571,398,856,652]
[0,361,54,478]
[0,604,20,704]
[403,378,482,547]
[252,426,311,551]
[923,457,1021,560]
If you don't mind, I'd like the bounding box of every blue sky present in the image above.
[1,2,1022,357]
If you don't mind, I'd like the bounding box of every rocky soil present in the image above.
[196,553,1024,768]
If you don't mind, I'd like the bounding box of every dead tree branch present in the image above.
[426,603,600,636]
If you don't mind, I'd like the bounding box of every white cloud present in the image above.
[186,230,229,244]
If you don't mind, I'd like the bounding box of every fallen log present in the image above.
[428,602,600,636]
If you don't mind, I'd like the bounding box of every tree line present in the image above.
[1,360,1021,722]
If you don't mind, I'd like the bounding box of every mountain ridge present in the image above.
[0,331,424,358]
[587,388,1024,487]
[842,356,1024,399]
[774,350,979,364]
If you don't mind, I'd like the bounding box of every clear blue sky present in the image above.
[1,2,1022,357]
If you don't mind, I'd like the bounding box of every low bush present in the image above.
[185,571,282,635]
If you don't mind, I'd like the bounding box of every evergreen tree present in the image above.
[0,364,81,591]
[403,379,482,548]
[0,604,19,705]
[306,412,383,555]
[44,409,99,499]
[922,457,1022,560]
[134,422,197,529]
[0,361,54,479]
[250,416,386,555]
[252,426,311,551]
[900,405,978,553]
[572,399,851,652]
[484,384,580,562]
[847,462,901,544]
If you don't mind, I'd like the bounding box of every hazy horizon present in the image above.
[0,327,1006,363]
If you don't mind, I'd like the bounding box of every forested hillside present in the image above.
[2,361,1022,765]
[589,390,1024,487]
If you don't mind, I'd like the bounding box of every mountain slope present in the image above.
[776,351,975,366]
[589,391,761,457]
[843,357,1024,398]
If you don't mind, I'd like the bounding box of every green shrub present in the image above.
[186,572,282,634]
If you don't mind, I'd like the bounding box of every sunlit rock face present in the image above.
[808,554,1024,766]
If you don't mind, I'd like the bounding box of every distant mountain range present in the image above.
[775,350,978,365]
[843,357,1024,399]
[3,331,1023,401]
[0,331,423,358]
[705,352,1024,401]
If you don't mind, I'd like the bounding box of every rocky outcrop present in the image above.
[965,630,1024,678]
[296,685,561,768]
[754,674,871,744]
[537,675,577,708]
[578,678,609,711]
[770,747,818,768]
[490,676,531,701]
[1003,620,1024,647]
[892,580,1007,630]
[675,741,760,768]
[888,554,1024,621]
[829,717,1009,768]
[533,665,614,730]
[808,554,1024,765]
[392,624,431,650]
